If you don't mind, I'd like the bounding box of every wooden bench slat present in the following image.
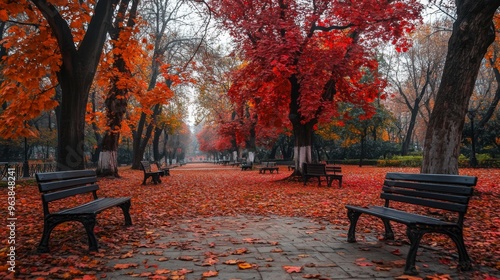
[58,197,131,215]
[346,205,456,226]
[380,193,469,213]
[36,170,95,182]
[382,186,471,204]
[384,180,474,195]
[42,184,99,203]
[38,177,97,192]
[386,172,477,185]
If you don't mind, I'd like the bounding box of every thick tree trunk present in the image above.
[97,150,119,177]
[289,75,316,174]
[422,1,499,174]
[32,0,119,170]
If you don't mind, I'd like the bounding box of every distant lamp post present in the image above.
[23,137,30,178]
[467,110,478,167]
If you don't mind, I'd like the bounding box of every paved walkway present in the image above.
[103,215,497,280]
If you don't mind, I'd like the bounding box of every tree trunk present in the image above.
[289,75,316,174]
[96,0,138,177]
[32,0,119,170]
[97,150,119,177]
[422,1,499,174]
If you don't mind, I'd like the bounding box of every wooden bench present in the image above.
[241,161,253,171]
[302,163,339,187]
[346,172,477,275]
[141,161,163,185]
[155,161,171,176]
[325,165,343,188]
[35,170,132,252]
[259,162,279,174]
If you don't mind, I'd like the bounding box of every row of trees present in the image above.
[2,0,500,175]
[194,0,500,174]
[1,0,207,176]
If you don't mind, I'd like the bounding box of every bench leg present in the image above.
[346,209,361,243]
[153,174,161,184]
[81,216,99,251]
[38,216,60,253]
[326,177,333,187]
[38,215,98,253]
[142,174,149,185]
[405,226,424,275]
[118,200,133,226]
[381,218,395,240]
[445,227,472,271]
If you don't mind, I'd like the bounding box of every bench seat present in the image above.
[259,162,279,174]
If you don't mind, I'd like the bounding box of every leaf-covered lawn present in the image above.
[0,164,498,279]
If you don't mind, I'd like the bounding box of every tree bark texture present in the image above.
[289,75,316,174]
[422,0,500,174]
[31,0,119,170]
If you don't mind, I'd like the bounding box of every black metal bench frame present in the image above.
[141,161,163,185]
[259,162,279,174]
[155,161,171,177]
[36,170,132,252]
[241,161,253,171]
[302,163,339,187]
[325,165,343,188]
[346,172,477,275]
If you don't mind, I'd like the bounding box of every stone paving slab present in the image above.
[103,215,498,280]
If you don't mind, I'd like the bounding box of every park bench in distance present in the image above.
[141,161,163,185]
[259,162,279,174]
[302,163,340,187]
[241,161,253,171]
[35,170,132,252]
[155,161,170,177]
[345,172,477,275]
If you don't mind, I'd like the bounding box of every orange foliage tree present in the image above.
[1,0,120,170]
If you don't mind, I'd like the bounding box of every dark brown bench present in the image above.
[141,161,163,185]
[302,163,339,187]
[259,162,279,174]
[155,161,170,177]
[325,165,343,188]
[241,161,253,171]
[35,170,132,252]
[346,172,477,275]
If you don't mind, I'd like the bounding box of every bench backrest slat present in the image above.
[382,172,476,216]
[380,193,468,213]
[36,170,99,216]
[384,180,473,195]
[303,163,326,175]
[43,184,99,203]
[382,186,470,204]
[38,177,97,193]
[385,172,477,186]
[325,165,341,173]
[141,161,152,172]
[36,170,95,183]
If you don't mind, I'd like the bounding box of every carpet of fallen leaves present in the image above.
[0,163,498,279]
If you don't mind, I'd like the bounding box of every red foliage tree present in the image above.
[208,0,422,172]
